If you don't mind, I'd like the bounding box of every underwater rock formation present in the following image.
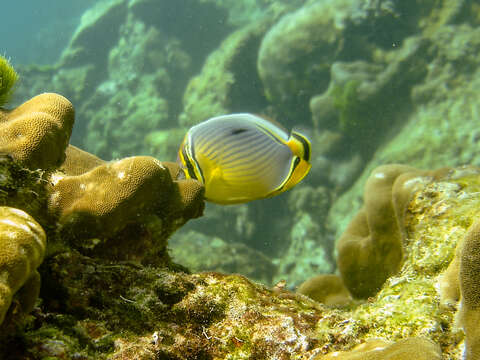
[3,160,479,358]
[257,0,356,121]
[336,164,453,299]
[5,1,480,357]
[179,19,271,128]
[327,19,480,245]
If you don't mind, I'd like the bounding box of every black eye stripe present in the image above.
[292,133,311,162]
[182,145,198,181]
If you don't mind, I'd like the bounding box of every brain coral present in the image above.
[48,150,204,260]
[317,337,442,360]
[0,206,46,325]
[0,93,74,170]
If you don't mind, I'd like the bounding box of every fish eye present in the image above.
[231,128,248,135]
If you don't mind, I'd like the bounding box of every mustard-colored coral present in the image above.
[0,206,46,325]
[335,164,452,299]
[296,274,351,306]
[0,93,74,170]
[459,219,480,360]
[0,56,18,107]
[316,337,442,360]
[336,164,419,298]
[48,155,204,247]
[61,144,105,176]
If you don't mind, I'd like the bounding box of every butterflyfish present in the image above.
[177,113,311,204]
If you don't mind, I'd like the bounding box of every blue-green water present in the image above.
[1,1,96,65]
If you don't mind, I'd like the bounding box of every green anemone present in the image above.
[0,56,18,107]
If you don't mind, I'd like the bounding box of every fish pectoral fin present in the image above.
[205,165,224,188]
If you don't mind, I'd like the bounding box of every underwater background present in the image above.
[3,0,480,288]
[2,0,480,358]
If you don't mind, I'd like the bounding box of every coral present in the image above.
[310,37,428,155]
[327,24,480,245]
[0,56,18,107]
[30,251,326,360]
[60,144,105,176]
[459,219,480,360]
[316,337,442,360]
[0,93,74,170]
[336,163,454,299]
[0,206,46,325]
[296,274,351,307]
[336,164,420,298]
[4,158,480,358]
[48,154,204,260]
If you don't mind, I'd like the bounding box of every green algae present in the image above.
[331,80,364,134]
[0,155,50,227]
[0,56,18,107]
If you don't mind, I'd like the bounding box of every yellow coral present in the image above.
[336,164,450,299]
[0,93,74,170]
[61,144,105,176]
[336,164,419,298]
[316,337,442,360]
[50,156,179,236]
[48,154,204,253]
[0,206,46,325]
[459,219,480,360]
[296,274,351,306]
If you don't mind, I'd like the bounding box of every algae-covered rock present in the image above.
[179,19,271,127]
[310,36,428,154]
[3,161,479,358]
[170,230,276,285]
[60,0,127,68]
[327,23,480,243]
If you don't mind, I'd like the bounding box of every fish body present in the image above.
[178,113,311,204]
